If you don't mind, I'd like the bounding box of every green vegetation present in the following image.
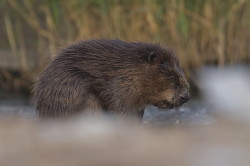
[0,0,250,93]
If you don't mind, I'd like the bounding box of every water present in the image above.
[0,96,213,125]
[0,97,36,118]
[144,100,214,126]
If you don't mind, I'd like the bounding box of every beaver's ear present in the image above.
[148,52,159,64]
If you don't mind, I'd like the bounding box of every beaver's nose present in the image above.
[179,91,190,103]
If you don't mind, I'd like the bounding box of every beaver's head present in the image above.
[142,47,190,109]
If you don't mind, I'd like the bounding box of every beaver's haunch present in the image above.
[33,39,190,118]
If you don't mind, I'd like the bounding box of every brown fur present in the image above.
[33,39,189,118]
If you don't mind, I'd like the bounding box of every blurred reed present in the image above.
[0,0,250,93]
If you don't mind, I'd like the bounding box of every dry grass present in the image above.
[0,0,250,92]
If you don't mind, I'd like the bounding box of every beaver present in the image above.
[33,39,190,118]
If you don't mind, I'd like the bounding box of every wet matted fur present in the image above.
[33,39,189,118]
